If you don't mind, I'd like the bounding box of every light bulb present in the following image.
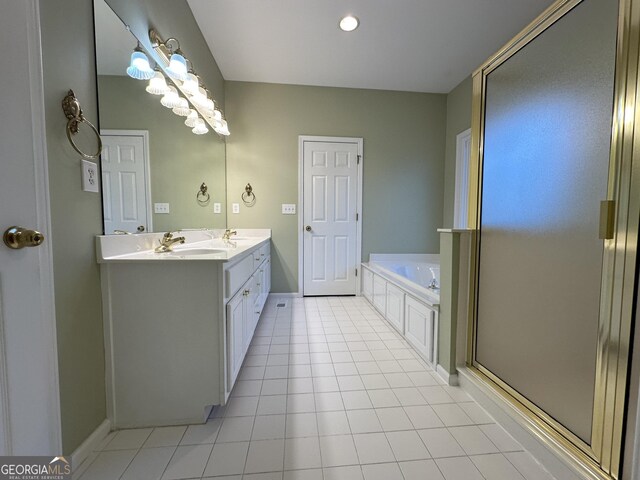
[172,97,191,116]
[182,73,200,96]
[192,87,208,109]
[339,15,359,32]
[126,50,154,80]
[145,71,170,95]
[192,118,209,135]
[160,86,181,108]
[184,110,199,128]
[166,52,188,80]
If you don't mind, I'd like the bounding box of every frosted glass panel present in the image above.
[475,0,617,444]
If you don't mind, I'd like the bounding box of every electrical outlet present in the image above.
[282,204,296,215]
[232,203,240,214]
[81,160,99,193]
[154,203,170,214]
[213,203,222,214]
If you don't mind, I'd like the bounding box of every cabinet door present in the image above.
[372,274,387,314]
[226,290,245,391]
[404,295,435,365]
[243,276,256,352]
[385,283,405,333]
[362,268,373,302]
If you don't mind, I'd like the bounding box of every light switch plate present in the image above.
[81,160,99,193]
[213,203,222,214]
[282,204,296,215]
[154,203,170,214]
[232,203,240,214]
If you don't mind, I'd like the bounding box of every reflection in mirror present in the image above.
[93,0,227,234]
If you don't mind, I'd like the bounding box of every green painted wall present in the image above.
[225,81,447,293]
[39,0,106,454]
[442,76,473,228]
[97,75,227,232]
[105,0,225,111]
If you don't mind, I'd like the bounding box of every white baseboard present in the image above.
[457,367,586,480]
[71,419,111,470]
[269,292,303,298]
[436,364,458,386]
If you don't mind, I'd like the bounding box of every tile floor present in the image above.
[76,296,556,480]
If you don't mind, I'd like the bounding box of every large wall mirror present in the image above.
[94,0,227,234]
[468,0,639,478]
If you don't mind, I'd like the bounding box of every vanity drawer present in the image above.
[253,243,270,264]
[226,254,255,298]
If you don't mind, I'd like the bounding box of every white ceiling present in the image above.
[187,0,554,94]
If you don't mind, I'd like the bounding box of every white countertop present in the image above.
[96,229,271,264]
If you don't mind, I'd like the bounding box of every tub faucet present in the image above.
[428,278,439,290]
[155,231,186,253]
[222,229,237,241]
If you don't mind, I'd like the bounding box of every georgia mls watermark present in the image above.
[0,456,71,480]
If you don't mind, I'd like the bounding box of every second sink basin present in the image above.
[166,248,226,255]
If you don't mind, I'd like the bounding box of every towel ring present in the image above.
[197,182,210,205]
[242,183,256,207]
[62,90,102,160]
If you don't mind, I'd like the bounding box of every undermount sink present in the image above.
[164,248,226,255]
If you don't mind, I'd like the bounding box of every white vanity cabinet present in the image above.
[98,231,271,428]
[404,295,438,365]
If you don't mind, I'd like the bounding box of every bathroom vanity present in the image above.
[97,229,271,428]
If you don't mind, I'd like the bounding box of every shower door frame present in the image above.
[465,0,640,478]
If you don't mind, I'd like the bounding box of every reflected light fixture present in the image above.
[172,97,191,117]
[192,117,209,135]
[164,38,188,81]
[339,15,359,32]
[160,86,182,108]
[126,44,154,80]
[184,110,199,128]
[182,72,200,97]
[146,70,171,95]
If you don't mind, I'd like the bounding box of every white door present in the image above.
[302,140,360,296]
[101,132,151,234]
[0,0,62,454]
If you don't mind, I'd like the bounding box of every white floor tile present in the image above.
[353,432,395,464]
[313,376,339,392]
[435,456,484,480]
[384,373,413,388]
[341,390,373,410]
[337,375,365,391]
[217,416,254,443]
[253,414,286,440]
[322,465,364,480]
[103,428,152,450]
[262,379,289,396]
[418,386,454,405]
[471,453,526,479]
[121,446,175,480]
[360,374,390,390]
[404,405,444,429]
[480,424,522,452]
[417,428,466,458]
[385,430,431,461]
[505,452,556,480]
[245,439,285,474]
[368,389,400,408]
[286,412,319,437]
[319,434,359,467]
[203,441,248,477]
[374,407,413,432]
[393,387,427,406]
[314,392,344,412]
[284,436,322,470]
[346,409,383,433]
[283,469,323,480]
[288,377,314,394]
[448,426,499,455]
[361,462,404,480]
[225,396,259,417]
[431,403,474,427]
[233,380,263,397]
[79,449,137,480]
[180,419,222,445]
[288,393,316,413]
[333,363,359,376]
[460,402,495,424]
[161,444,213,480]
[317,410,351,436]
[265,365,290,379]
[398,459,444,480]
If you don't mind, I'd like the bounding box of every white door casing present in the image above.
[454,128,471,229]
[0,0,62,455]
[299,137,363,296]
[100,131,152,234]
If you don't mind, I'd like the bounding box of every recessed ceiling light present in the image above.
[339,15,359,32]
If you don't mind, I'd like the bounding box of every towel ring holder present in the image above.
[197,182,210,204]
[62,90,102,160]
[242,183,256,207]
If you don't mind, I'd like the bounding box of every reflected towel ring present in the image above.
[197,182,210,205]
[242,183,256,207]
[62,90,103,160]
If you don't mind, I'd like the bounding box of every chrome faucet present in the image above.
[155,231,186,253]
[222,229,237,241]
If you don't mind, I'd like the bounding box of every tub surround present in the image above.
[362,254,440,374]
[99,229,271,428]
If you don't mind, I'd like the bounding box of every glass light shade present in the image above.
[126,51,154,80]
[213,110,223,122]
[166,53,188,81]
[182,73,200,96]
[192,118,209,135]
[203,98,215,117]
[160,86,181,108]
[215,119,230,136]
[184,110,199,128]
[191,87,208,109]
[145,71,170,95]
[172,97,191,116]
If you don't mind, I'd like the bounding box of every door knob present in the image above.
[137,225,145,232]
[3,226,45,249]
[305,225,312,232]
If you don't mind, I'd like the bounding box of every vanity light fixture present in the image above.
[145,69,171,95]
[339,15,359,32]
[160,86,182,109]
[172,97,191,117]
[126,44,155,80]
[166,51,188,81]
[192,117,209,135]
[184,109,199,128]
[182,72,200,97]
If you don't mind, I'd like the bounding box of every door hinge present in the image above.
[355,268,358,277]
[357,155,361,164]
[356,213,359,221]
